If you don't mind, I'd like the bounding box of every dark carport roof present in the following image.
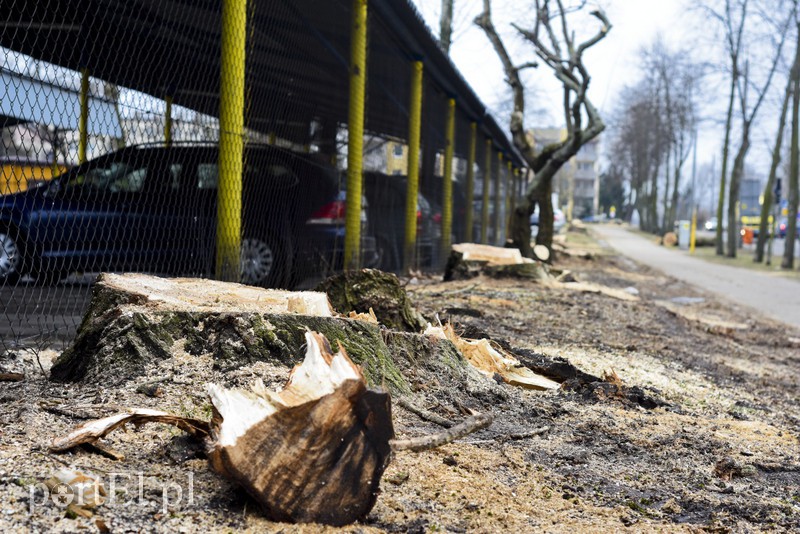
[0,0,525,167]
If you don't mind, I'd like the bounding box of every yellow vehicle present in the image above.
[1,158,67,195]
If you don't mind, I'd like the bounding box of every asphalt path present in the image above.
[592,224,800,328]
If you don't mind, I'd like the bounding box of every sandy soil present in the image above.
[1,228,799,533]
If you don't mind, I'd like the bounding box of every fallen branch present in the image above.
[390,413,494,452]
[462,425,550,445]
[395,397,455,428]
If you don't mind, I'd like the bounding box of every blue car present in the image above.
[0,143,376,287]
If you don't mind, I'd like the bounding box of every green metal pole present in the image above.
[464,122,476,243]
[481,139,491,244]
[404,60,424,273]
[493,152,502,244]
[442,98,456,259]
[344,0,368,271]
[78,68,89,164]
[164,96,173,147]
[216,0,247,282]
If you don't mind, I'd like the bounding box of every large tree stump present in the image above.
[50,274,407,391]
[444,243,551,281]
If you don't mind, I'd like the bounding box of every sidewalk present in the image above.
[591,224,800,328]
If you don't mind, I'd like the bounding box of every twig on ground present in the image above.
[396,397,455,428]
[390,413,494,452]
[462,425,551,445]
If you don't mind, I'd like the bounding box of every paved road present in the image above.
[592,224,800,328]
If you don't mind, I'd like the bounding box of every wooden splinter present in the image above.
[50,331,492,526]
[206,331,394,526]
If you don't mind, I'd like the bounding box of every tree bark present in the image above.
[726,128,749,258]
[755,74,791,262]
[783,25,800,269]
[716,66,737,256]
[439,0,454,53]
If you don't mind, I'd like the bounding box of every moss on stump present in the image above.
[316,269,427,332]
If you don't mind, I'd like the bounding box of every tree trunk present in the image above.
[726,127,750,258]
[783,29,800,269]
[669,147,683,232]
[439,0,454,53]
[716,65,737,256]
[50,273,408,391]
[755,75,792,262]
[662,144,672,232]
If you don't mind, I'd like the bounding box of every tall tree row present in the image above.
[606,42,700,234]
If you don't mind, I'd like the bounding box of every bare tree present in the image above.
[783,21,800,269]
[709,0,748,256]
[475,0,610,256]
[705,0,793,257]
[754,67,793,262]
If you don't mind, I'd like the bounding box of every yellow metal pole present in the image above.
[509,167,519,236]
[216,0,247,282]
[690,206,697,254]
[78,68,89,164]
[493,152,502,244]
[481,139,491,244]
[344,0,368,271]
[164,95,173,147]
[464,122,476,243]
[504,160,512,237]
[442,98,456,260]
[404,60,423,273]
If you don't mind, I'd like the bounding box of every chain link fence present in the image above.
[1,0,526,350]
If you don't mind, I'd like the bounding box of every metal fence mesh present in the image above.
[1,0,525,351]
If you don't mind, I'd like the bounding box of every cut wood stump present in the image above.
[50,273,407,391]
[444,243,550,281]
[316,269,427,332]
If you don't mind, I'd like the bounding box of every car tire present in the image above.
[0,225,26,285]
[240,234,288,288]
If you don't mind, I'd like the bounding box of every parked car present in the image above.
[530,207,566,238]
[359,172,436,271]
[0,143,376,287]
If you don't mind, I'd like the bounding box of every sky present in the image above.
[409,0,788,180]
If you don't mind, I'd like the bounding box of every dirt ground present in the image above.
[1,226,799,533]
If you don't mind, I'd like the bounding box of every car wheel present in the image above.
[0,225,25,285]
[240,235,285,288]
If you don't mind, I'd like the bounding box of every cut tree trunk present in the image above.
[444,243,550,281]
[50,273,407,391]
[316,269,427,332]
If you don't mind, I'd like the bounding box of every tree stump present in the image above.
[316,269,427,332]
[444,243,551,281]
[50,273,407,391]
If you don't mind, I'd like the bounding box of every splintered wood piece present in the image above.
[50,409,209,452]
[425,324,559,390]
[206,330,394,526]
